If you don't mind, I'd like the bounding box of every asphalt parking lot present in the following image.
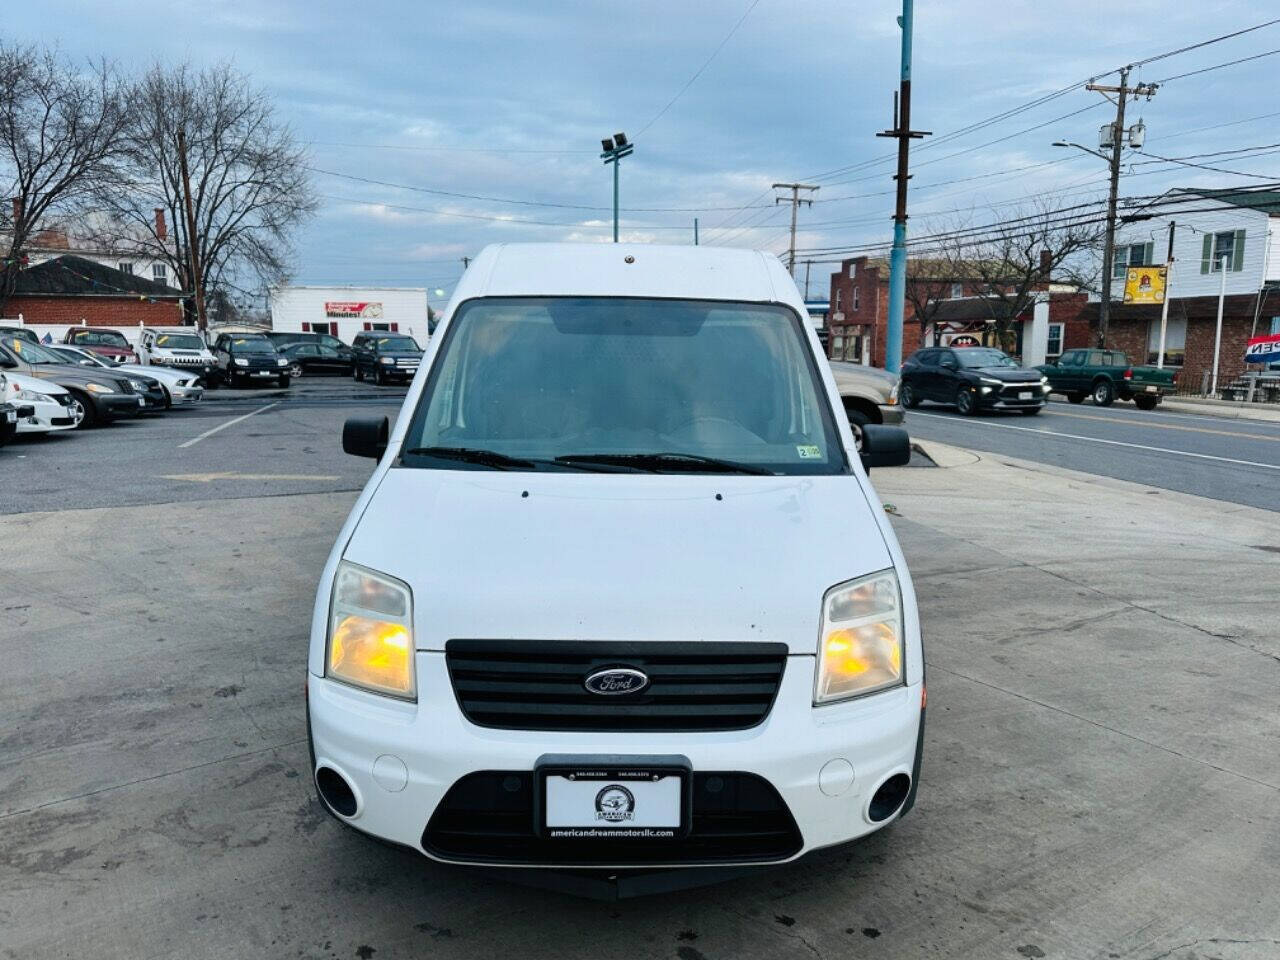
[2,377,1278,960]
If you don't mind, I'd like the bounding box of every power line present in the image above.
[1155,46,1280,83]
[1132,17,1280,66]
[635,0,763,137]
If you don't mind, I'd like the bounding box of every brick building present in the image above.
[3,255,185,342]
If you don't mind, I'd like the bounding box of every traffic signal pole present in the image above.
[878,0,929,373]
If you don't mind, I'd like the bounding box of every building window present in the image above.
[844,336,860,362]
[118,261,134,275]
[1146,316,1186,367]
[852,286,860,312]
[1046,322,1064,358]
[1210,231,1237,271]
[950,282,963,299]
[835,289,842,312]
[152,263,166,281]
[832,336,844,357]
[1112,243,1152,279]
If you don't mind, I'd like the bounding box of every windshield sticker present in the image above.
[796,444,822,459]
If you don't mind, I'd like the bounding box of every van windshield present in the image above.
[402,297,845,475]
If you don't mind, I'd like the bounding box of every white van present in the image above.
[306,243,921,894]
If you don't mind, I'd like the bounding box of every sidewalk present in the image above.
[1157,394,1280,423]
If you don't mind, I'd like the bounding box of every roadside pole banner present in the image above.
[1244,332,1280,364]
[1123,265,1167,304]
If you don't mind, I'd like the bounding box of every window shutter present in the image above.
[1200,234,1212,274]
[1232,229,1245,271]
[1143,241,1153,265]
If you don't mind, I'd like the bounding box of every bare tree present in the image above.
[97,62,315,324]
[964,200,1103,351]
[0,42,131,314]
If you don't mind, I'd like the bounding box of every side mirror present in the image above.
[859,425,912,472]
[0,356,17,369]
[343,415,389,460]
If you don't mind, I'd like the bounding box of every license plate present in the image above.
[137,397,145,406]
[1019,391,1033,400]
[1145,385,1158,393]
[253,371,274,377]
[5,410,14,423]
[539,765,687,838]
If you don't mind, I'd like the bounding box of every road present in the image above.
[904,398,1280,511]
[3,374,1279,959]
[0,379,403,514]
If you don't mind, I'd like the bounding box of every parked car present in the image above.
[351,331,423,384]
[3,370,82,434]
[899,346,1050,415]
[49,345,204,407]
[310,242,919,895]
[828,360,905,449]
[1036,348,1177,409]
[211,333,291,387]
[137,327,219,383]
[265,331,350,352]
[278,341,356,378]
[0,325,40,345]
[0,335,146,427]
[62,327,138,363]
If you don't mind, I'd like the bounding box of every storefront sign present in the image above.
[1244,332,1280,364]
[1123,265,1166,304]
[324,301,383,319]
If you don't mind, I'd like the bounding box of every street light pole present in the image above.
[600,133,634,243]
[1212,254,1227,396]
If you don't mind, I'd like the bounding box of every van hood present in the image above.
[342,468,892,653]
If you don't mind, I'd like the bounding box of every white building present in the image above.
[268,286,431,345]
[1110,187,1280,300]
[18,209,178,288]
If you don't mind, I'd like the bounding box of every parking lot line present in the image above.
[907,411,1280,471]
[178,402,281,449]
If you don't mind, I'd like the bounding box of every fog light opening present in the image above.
[868,773,911,823]
[315,765,359,818]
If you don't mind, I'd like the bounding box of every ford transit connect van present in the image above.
[307,243,921,894]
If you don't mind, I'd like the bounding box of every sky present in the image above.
[7,1,1280,307]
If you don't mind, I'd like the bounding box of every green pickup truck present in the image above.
[1036,348,1178,410]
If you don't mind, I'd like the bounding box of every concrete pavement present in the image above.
[1,427,1277,959]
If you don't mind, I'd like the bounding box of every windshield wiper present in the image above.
[554,452,774,475]
[401,446,617,472]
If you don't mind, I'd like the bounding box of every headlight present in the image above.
[1040,375,1049,384]
[16,388,55,403]
[84,382,115,394]
[277,358,288,367]
[129,379,147,391]
[886,382,899,405]
[379,356,394,365]
[327,561,415,699]
[234,358,249,367]
[815,569,904,704]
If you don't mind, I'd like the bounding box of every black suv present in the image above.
[264,331,349,352]
[351,332,423,385]
[212,334,291,388]
[899,346,1049,416]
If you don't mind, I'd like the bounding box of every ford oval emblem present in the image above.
[583,667,650,696]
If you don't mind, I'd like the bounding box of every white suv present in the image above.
[307,243,921,896]
[137,327,218,382]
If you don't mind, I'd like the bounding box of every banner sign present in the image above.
[1123,265,1166,304]
[324,301,383,319]
[949,334,981,347]
[1245,332,1280,364]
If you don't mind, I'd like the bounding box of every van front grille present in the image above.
[445,640,788,732]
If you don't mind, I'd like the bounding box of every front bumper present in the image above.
[977,384,1051,410]
[96,393,147,420]
[168,383,205,403]
[308,654,923,869]
[878,403,905,426]
[16,397,78,433]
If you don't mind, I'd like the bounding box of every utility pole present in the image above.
[1156,220,1175,368]
[694,218,699,246]
[877,0,930,373]
[1211,254,1227,395]
[1085,69,1157,348]
[803,260,813,300]
[773,182,819,275]
[177,129,207,331]
[461,256,471,269]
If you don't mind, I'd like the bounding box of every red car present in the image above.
[62,327,138,363]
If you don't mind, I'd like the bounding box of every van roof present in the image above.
[457,243,790,304]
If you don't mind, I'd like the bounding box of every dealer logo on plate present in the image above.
[595,785,635,822]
